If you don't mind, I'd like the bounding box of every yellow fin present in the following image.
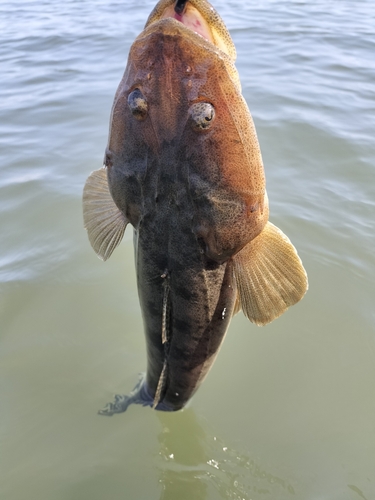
[233,221,308,326]
[233,292,241,316]
[82,167,128,261]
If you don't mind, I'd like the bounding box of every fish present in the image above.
[82,0,308,414]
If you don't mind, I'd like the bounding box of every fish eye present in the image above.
[128,89,148,120]
[189,102,215,131]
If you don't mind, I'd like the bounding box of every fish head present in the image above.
[106,0,267,258]
[107,0,240,145]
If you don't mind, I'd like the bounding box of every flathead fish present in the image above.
[83,0,308,413]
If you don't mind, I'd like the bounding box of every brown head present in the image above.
[106,0,267,258]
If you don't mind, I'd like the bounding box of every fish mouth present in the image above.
[145,0,236,60]
[174,0,188,15]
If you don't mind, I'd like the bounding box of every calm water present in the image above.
[1,1,374,499]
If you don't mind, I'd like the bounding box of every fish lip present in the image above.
[163,2,214,44]
[135,17,218,57]
[144,0,236,59]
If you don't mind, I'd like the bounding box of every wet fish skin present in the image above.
[104,19,249,410]
[107,21,266,261]
[83,0,308,414]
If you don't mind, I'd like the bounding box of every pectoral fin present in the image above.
[233,292,241,316]
[233,222,308,326]
[82,167,128,261]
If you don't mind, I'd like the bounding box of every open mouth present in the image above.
[145,0,236,59]
[160,0,214,43]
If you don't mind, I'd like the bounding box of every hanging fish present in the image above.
[83,0,308,414]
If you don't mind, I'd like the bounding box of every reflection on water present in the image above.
[157,409,208,500]
[156,409,295,500]
[347,485,369,500]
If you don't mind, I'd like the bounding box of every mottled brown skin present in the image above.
[104,13,268,410]
[108,19,267,261]
[83,1,307,413]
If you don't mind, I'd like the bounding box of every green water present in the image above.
[1,1,374,499]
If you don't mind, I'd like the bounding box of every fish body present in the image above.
[83,0,308,413]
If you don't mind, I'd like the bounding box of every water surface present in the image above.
[1,1,374,499]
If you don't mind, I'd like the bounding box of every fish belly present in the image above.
[134,208,237,411]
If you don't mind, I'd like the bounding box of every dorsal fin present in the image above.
[82,167,128,261]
